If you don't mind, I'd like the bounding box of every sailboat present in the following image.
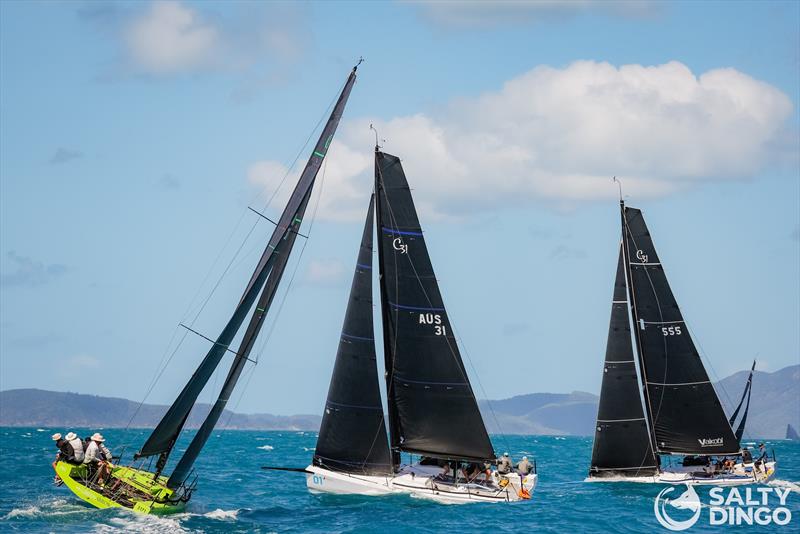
[52,63,360,514]
[587,198,776,485]
[303,146,537,503]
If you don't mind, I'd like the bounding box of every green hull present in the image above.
[54,461,187,514]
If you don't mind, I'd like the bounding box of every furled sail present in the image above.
[589,244,659,477]
[375,150,494,462]
[312,195,393,475]
[622,204,739,455]
[136,65,359,472]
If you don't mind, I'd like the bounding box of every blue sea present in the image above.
[1,428,798,533]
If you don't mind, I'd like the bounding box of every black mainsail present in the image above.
[312,195,393,475]
[622,203,739,455]
[589,244,659,477]
[728,361,756,443]
[135,64,359,480]
[375,150,494,463]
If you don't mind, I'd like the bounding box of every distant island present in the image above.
[2,364,797,438]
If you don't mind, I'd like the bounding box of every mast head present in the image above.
[613,176,624,206]
[370,123,384,151]
[354,56,364,72]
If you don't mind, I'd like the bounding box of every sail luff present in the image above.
[620,201,660,458]
[374,150,494,462]
[312,194,393,475]
[166,191,311,488]
[136,65,359,464]
[375,149,402,469]
[731,361,756,443]
[622,204,739,455]
[729,360,756,427]
[589,242,659,477]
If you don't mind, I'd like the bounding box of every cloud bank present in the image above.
[1,252,68,288]
[249,60,795,220]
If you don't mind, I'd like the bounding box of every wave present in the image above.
[95,514,188,534]
[3,505,40,519]
[768,479,800,494]
[204,508,239,520]
[258,445,274,451]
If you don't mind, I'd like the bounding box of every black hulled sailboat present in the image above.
[53,64,360,513]
[588,200,776,484]
[305,147,537,502]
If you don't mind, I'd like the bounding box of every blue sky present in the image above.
[1,1,798,416]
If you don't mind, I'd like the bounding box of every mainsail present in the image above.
[312,195,393,475]
[728,361,756,443]
[589,244,659,476]
[375,150,494,463]
[622,204,739,455]
[135,64,359,478]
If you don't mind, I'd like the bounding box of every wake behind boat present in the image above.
[587,197,776,486]
[53,63,360,513]
[302,147,536,503]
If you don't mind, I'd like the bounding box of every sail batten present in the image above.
[589,244,659,477]
[136,66,359,472]
[375,150,494,464]
[313,194,393,475]
[622,204,739,455]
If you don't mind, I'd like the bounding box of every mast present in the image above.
[589,242,659,477]
[374,149,494,463]
[135,64,360,478]
[622,203,739,455]
[312,194,393,475]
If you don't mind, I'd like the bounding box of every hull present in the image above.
[586,461,776,486]
[306,464,537,503]
[54,461,187,514]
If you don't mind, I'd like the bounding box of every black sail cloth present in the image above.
[136,66,359,471]
[622,205,739,455]
[313,195,393,475]
[589,245,659,477]
[375,150,494,463]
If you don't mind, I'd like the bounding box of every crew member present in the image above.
[497,452,513,474]
[517,456,532,475]
[84,433,112,486]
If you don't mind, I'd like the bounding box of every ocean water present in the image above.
[1,428,798,533]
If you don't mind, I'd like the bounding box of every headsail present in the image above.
[312,195,393,475]
[589,244,659,477]
[728,361,756,443]
[136,65,359,475]
[375,150,494,463]
[622,204,739,455]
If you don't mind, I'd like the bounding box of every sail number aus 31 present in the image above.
[419,313,447,336]
[662,325,682,336]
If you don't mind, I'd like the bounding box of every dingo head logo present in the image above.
[654,484,701,531]
[393,237,408,255]
[636,249,649,263]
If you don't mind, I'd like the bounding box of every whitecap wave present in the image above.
[768,479,800,494]
[302,447,315,452]
[258,445,274,451]
[95,514,187,533]
[204,508,239,520]
[3,505,40,519]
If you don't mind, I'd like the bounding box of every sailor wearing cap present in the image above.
[84,432,113,485]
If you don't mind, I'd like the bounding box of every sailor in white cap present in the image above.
[83,432,113,485]
[64,432,85,463]
[516,455,532,475]
[497,452,513,474]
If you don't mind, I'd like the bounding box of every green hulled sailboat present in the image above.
[53,63,360,514]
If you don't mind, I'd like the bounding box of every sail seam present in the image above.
[597,417,646,422]
[646,380,711,386]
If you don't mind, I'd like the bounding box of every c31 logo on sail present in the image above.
[636,249,649,263]
[654,484,701,531]
[393,238,408,255]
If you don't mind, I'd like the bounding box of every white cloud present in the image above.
[118,1,308,78]
[411,0,660,28]
[125,1,219,74]
[305,259,345,286]
[249,60,793,220]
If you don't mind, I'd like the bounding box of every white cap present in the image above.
[91,432,105,442]
[65,432,77,441]
[51,433,62,441]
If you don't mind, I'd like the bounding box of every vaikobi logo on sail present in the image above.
[698,437,724,448]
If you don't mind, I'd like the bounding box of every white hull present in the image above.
[306,464,537,503]
[586,461,776,486]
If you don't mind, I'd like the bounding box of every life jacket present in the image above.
[68,437,85,463]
